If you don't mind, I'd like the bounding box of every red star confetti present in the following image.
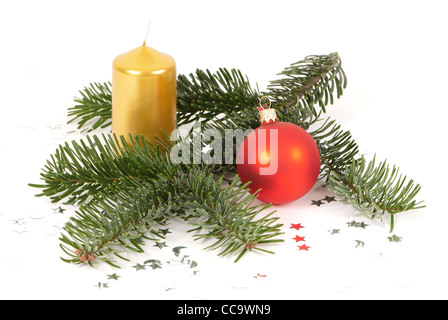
[298,244,311,251]
[290,223,304,230]
[292,235,306,242]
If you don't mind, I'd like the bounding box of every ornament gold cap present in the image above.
[258,96,278,125]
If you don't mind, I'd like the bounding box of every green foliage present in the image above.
[65,53,347,132]
[60,179,172,267]
[31,52,424,267]
[182,169,283,262]
[266,52,346,115]
[37,133,282,265]
[328,155,424,231]
[177,68,260,126]
[67,82,112,132]
[28,134,177,204]
[309,117,359,179]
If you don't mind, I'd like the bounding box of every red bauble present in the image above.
[236,121,321,205]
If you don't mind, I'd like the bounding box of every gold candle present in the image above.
[112,41,176,146]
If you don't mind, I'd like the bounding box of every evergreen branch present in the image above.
[327,155,425,231]
[182,171,283,262]
[32,133,284,265]
[266,52,346,116]
[309,117,360,180]
[65,54,345,132]
[29,134,176,204]
[67,82,112,132]
[276,97,321,131]
[60,182,174,267]
[220,54,347,132]
[177,68,260,126]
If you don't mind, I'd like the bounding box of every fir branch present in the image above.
[177,68,260,126]
[29,134,177,204]
[217,54,347,132]
[32,134,283,265]
[266,52,347,116]
[60,182,174,267]
[327,155,425,231]
[66,54,346,132]
[182,171,283,262]
[67,82,112,132]
[309,117,360,180]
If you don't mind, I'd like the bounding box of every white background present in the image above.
[0,0,447,300]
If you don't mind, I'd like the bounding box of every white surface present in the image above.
[0,0,447,300]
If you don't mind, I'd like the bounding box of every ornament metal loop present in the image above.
[258,96,277,124]
[259,96,272,109]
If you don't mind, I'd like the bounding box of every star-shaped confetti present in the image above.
[388,234,402,242]
[172,246,187,257]
[95,282,109,288]
[290,223,304,230]
[355,240,365,248]
[132,263,146,271]
[148,262,162,270]
[324,196,337,203]
[12,229,28,235]
[53,206,66,214]
[10,218,26,225]
[144,259,162,265]
[153,241,168,249]
[311,199,323,207]
[292,235,306,242]
[158,228,171,236]
[346,220,369,228]
[298,244,310,251]
[328,228,340,235]
[107,273,121,280]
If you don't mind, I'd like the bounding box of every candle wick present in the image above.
[143,21,151,46]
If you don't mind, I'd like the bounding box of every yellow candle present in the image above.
[112,41,176,147]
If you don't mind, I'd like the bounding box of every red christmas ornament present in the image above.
[236,97,321,204]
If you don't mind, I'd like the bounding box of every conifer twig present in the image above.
[33,134,283,265]
[182,171,283,262]
[266,52,346,115]
[327,155,425,231]
[67,82,112,132]
[176,68,260,126]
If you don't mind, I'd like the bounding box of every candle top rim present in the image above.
[113,46,175,74]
